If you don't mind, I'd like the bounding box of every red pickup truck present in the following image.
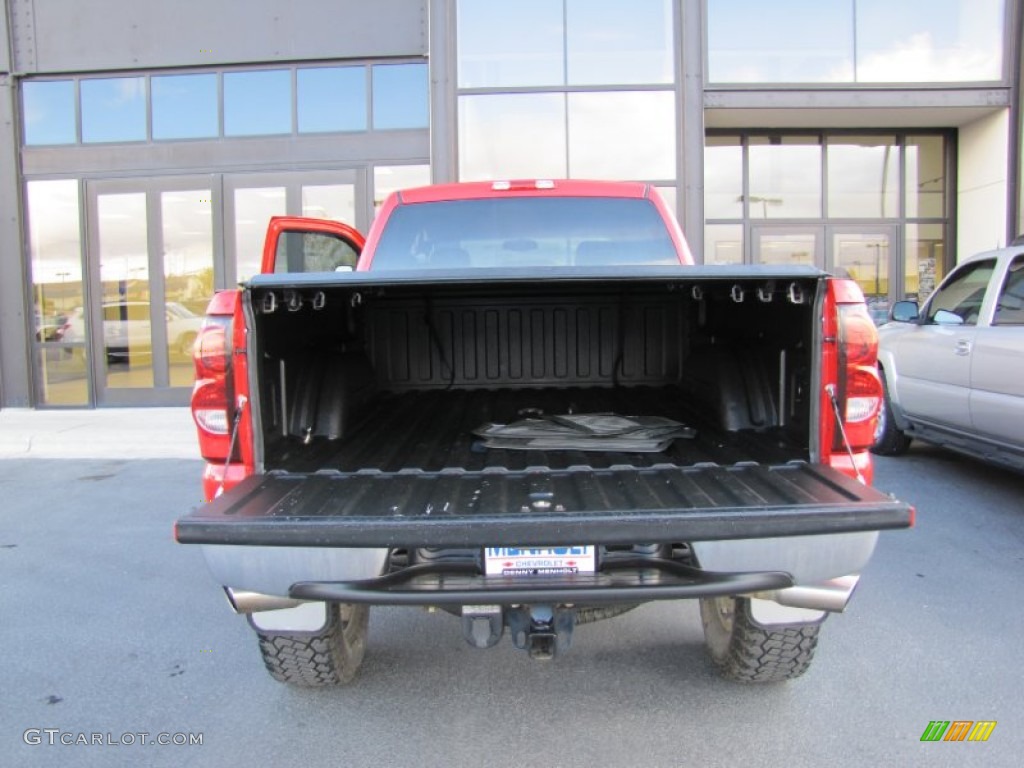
[176,180,912,686]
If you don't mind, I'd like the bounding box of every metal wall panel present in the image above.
[14,0,426,74]
[0,75,31,406]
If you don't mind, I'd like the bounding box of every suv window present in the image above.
[925,259,995,325]
[993,255,1024,326]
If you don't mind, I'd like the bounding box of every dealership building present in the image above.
[0,0,1021,407]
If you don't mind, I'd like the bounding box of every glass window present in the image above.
[704,136,743,219]
[925,259,995,325]
[566,0,673,85]
[97,193,152,388]
[705,224,744,265]
[567,92,675,180]
[756,231,818,265]
[707,0,854,83]
[234,187,286,282]
[993,256,1024,325]
[827,136,898,218]
[162,190,214,386]
[152,74,218,140]
[372,64,428,130]
[22,81,76,145]
[748,137,822,219]
[856,0,1004,82]
[905,136,946,218]
[832,232,891,315]
[302,184,356,224]
[905,223,945,302]
[81,78,146,143]
[457,0,564,87]
[370,197,678,270]
[27,179,89,405]
[458,93,567,181]
[224,70,291,136]
[374,165,431,213]
[298,67,367,133]
[274,232,360,273]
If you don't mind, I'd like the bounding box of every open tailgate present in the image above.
[175,462,912,548]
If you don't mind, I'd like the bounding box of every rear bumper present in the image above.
[288,559,793,606]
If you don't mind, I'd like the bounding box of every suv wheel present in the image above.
[871,370,912,456]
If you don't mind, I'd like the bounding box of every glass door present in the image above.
[85,177,217,405]
[751,225,824,267]
[224,170,365,284]
[828,227,897,324]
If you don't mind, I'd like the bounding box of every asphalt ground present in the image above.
[0,408,1021,767]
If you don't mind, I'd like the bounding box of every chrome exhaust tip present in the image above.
[224,587,306,614]
[769,574,861,613]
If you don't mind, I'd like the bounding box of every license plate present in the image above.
[483,546,596,576]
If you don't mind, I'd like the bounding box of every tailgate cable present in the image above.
[215,395,248,498]
[824,384,865,484]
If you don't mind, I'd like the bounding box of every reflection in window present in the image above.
[704,137,743,219]
[757,232,817,265]
[856,0,1004,82]
[162,190,214,386]
[22,81,76,145]
[567,92,675,179]
[298,67,367,133]
[274,232,360,273]
[152,74,218,140]
[27,180,86,403]
[234,187,286,282]
[905,136,946,218]
[705,224,744,265]
[302,185,356,225]
[457,0,564,88]
[459,93,567,181]
[926,259,995,325]
[905,223,944,302]
[224,70,291,136]
[707,0,854,83]
[374,165,431,213]
[372,64,429,130]
[565,0,674,85]
[81,78,146,143]
[827,137,898,218]
[707,0,1005,83]
[833,233,890,313]
[993,257,1024,325]
[748,137,822,219]
[97,193,153,389]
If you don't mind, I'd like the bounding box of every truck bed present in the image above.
[265,385,803,474]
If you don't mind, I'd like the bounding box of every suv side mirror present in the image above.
[890,300,919,323]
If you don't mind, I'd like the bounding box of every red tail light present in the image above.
[191,314,234,460]
[821,279,882,482]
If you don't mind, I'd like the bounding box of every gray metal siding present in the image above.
[12,0,427,74]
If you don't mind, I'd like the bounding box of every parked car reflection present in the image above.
[60,301,203,363]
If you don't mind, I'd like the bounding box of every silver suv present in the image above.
[873,245,1024,472]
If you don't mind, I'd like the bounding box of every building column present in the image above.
[680,0,706,260]
[0,73,33,406]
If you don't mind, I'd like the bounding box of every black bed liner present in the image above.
[176,461,912,548]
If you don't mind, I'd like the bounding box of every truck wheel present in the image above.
[871,370,911,456]
[255,603,369,686]
[699,597,822,683]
